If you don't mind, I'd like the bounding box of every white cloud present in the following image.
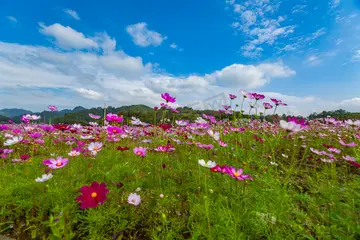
[227,0,296,57]
[39,23,98,50]
[329,0,340,9]
[126,22,167,47]
[6,16,17,23]
[170,43,184,51]
[74,88,104,100]
[339,98,360,111]
[209,62,295,89]
[335,39,343,45]
[305,55,322,66]
[63,9,80,20]
[352,50,360,61]
[311,28,327,40]
[292,5,307,14]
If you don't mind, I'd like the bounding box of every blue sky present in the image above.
[0,0,359,116]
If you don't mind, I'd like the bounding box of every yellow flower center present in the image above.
[93,146,99,151]
[233,172,240,177]
[113,130,117,133]
[91,192,97,198]
[56,161,62,166]
[136,151,142,155]
[132,199,135,203]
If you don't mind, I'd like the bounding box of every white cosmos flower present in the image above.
[198,159,217,168]
[195,117,207,124]
[279,120,302,132]
[4,136,23,146]
[68,150,80,157]
[207,130,220,141]
[35,173,53,182]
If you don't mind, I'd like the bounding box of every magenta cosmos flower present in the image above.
[270,98,287,106]
[43,156,69,169]
[263,102,273,109]
[229,94,237,100]
[76,182,109,210]
[250,93,265,100]
[161,93,176,103]
[133,147,147,157]
[227,167,253,181]
[48,105,58,112]
[106,113,123,123]
[106,126,123,135]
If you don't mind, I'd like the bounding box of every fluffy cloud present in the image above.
[39,23,98,50]
[0,37,297,112]
[126,22,167,47]
[63,9,80,20]
[74,88,104,100]
[0,25,353,116]
[210,63,295,88]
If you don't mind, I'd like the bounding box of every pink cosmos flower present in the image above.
[263,102,273,109]
[270,98,287,106]
[339,139,357,147]
[155,144,175,152]
[106,113,123,123]
[48,105,58,112]
[196,143,214,150]
[154,106,159,111]
[227,167,253,181]
[29,133,43,139]
[342,155,356,161]
[134,147,147,157]
[89,113,101,119]
[218,140,228,147]
[161,93,176,103]
[230,127,245,132]
[223,105,231,110]
[328,148,341,154]
[128,193,141,206]
[310,147,327,156]
[68,150,81,157]
[229,94,237,100]
[43,156,69,169]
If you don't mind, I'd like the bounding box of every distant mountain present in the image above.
[72,106,87,112]
[5,106,88,123]
[0,115,10,123]
[0,108,33,118]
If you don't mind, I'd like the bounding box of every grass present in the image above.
[0,118,360,239]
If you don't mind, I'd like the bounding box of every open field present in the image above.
[1,93,360,239]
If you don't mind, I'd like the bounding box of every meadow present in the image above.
[1,92,360,240]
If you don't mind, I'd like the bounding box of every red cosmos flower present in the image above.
[117,146,129,151]
[253,135,264,144]
[20,154,31,160]
[158,123,172,131]
[76,182,109,210]
[53,124,70,131]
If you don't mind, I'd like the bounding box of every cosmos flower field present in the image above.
[1,92,360,239]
